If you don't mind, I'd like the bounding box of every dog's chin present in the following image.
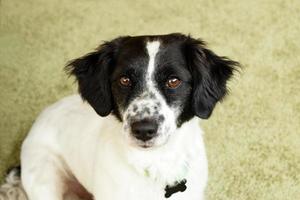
[129,136,169,150]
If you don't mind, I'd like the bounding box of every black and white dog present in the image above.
[20,33,239,200]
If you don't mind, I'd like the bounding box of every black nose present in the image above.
[131,120,158,142]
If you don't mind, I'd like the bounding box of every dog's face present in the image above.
[66,33,239,148]
[111,39,192,148]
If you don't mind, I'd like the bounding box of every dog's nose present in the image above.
[131,120,158,142]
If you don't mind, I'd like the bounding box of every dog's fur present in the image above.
[18,33,239,200]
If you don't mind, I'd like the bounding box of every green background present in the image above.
[0,0,299,199]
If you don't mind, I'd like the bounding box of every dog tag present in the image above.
[164,179,187,198]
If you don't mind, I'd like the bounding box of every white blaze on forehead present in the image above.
[122,40,179,151]
[146,41,160,79]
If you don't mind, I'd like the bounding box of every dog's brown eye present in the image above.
[166,77,182,89]
[119,76,131,87]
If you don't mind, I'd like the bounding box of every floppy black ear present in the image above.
[65,36,129,116]
[185,37,240,119]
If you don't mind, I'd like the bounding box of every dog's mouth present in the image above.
[139,143,154,149]
[128,131,171,149]
[129,136,156,149]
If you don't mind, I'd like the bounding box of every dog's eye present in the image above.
[166,77,182,89]
[119,76,131,87]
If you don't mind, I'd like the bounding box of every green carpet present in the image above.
[0,0,299,199]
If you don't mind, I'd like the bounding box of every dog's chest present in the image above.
[89,124,205,200]
[126,143,192,185]
[92,151,202,200]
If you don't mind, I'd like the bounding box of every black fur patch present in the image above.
[65,36,131,117]
[66,33,240,125]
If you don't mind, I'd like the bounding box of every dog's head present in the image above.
[66,33,239,148]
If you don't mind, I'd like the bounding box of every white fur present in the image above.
[20,40,208,200]
[146,41,160,76]
[21,95,207,200]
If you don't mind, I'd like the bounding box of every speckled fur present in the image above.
[0,168,26,200]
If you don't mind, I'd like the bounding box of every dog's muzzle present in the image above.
[131,119,158,142]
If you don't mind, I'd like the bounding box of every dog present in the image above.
[18,33,239,200]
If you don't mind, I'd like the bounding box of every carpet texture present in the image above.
[0,0,299,199]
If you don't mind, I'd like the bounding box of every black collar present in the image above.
[164,179,187,198]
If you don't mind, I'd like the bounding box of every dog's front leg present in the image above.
[21,149,66,200]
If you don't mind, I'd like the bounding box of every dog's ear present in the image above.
[66,36,129,116]
[184,37,240,119]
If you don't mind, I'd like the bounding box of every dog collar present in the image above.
[164,179,187,198]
